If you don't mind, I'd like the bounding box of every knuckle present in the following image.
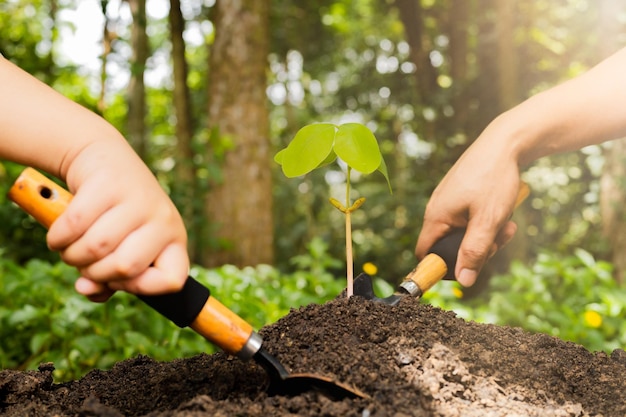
[62,209,85,231]
[83,239,114,260]
[113,259,145,279]
[460,244,489,263]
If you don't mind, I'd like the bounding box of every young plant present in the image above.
[275,123,391,297]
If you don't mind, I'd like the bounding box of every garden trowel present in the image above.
[353,182,530,305]
[8,167,367,400]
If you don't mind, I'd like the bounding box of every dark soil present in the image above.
[1,296,625,416]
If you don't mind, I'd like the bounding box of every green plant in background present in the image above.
[275,122,391,296]
[423,248,626,353]
[0,259,208,381]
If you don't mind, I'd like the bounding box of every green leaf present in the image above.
[30,332,51,354]
[72,334,111,355]
[8,305,41,325]
[274,148,287,165]
[334,123,381,174]
[376,156,392,193]
[280,123,336,177]
[316,149,338,168]
[574,248,595,268]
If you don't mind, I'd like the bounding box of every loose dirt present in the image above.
[1,296,625,416]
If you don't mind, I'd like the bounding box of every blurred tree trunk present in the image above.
[598,0,626,283]
[495,1,518,111]
[394,0,438,141]
[471,0,500,133]
[473,0,530,297]
[126,0,148,159]
[98,0,113,114]
[42,0,58,85]
[447,0,469,134]
[168,0,199,261]
[203,0,273,267]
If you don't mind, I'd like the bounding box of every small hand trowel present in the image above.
[8,167,367,400]
[354,182,530,305]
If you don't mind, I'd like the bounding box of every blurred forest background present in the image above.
[1,0,626,378]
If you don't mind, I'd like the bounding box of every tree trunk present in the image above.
[598,0,626,283]
[168,0,199,261]
[448,0,469,134]
[393,0,438,141]
[98,0,112,115]
[480,0,529,293]
[495,0,518,111]
[126,0,148,159]
[203,0,273,267]
[42,0,59,85]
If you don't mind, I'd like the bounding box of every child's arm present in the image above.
[0,57,189,302]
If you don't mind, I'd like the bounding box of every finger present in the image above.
[77,230,159,284]
[454,219,501,286]
[455,216,520,286]
[58,204,143,267]
[79,222,183,284]
[47,184,115,251]
[74,277,116,303]
[108,243,189,295]
[494,220,518,250]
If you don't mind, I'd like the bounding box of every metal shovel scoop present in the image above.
[8,167,367,400]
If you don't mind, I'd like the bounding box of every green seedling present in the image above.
[275,123,391,297]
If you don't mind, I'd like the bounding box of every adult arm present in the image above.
[416,46,626,286]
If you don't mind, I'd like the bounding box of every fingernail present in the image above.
[74,278,93,295]
[458,268,478,287]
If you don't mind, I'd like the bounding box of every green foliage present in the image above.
[0,237,350,381]
[423,250,626,353]
[0,259,207,381]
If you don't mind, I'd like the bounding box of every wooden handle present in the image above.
[8,167,74,229]
[8,167,255,357]
[405,181,531,295]
[403,253,447,294]
[190,297,254,355]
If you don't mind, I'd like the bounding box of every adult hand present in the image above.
[415,119,522,287]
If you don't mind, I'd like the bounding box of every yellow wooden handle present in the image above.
[190,297,254,355]
[8,167,255,357]
[405,181,530,297]
[8,167,74,229]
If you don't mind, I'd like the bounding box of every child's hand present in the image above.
[46,140,189,302]
[0,57,189,302]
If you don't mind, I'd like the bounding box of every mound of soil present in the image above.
[1,297,625,416]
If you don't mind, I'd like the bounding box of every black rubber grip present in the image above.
[137,276,210,328]
[427,229,465,280]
